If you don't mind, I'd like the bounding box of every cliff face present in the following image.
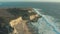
[0,8,41,34]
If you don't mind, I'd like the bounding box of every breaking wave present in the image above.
[32,8,60,34]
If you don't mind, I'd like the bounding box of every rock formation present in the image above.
[0,8,42,34]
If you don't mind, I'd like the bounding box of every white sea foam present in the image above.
[33,8,60,34]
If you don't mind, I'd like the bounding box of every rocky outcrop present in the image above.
[0,8,41,34]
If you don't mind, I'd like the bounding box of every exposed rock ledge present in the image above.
[0,8,41,34]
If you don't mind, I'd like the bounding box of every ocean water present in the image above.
[0,2,60,34]
[34,8,60,34]
[0,2,60,19]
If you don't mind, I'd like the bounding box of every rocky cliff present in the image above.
[0,8,41,34]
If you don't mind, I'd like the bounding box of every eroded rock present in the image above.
[0,8,42,34]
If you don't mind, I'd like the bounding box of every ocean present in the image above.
[0,2,60,19]
[0,2,60,34]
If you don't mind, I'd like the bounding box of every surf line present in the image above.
[33,8,60,34]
